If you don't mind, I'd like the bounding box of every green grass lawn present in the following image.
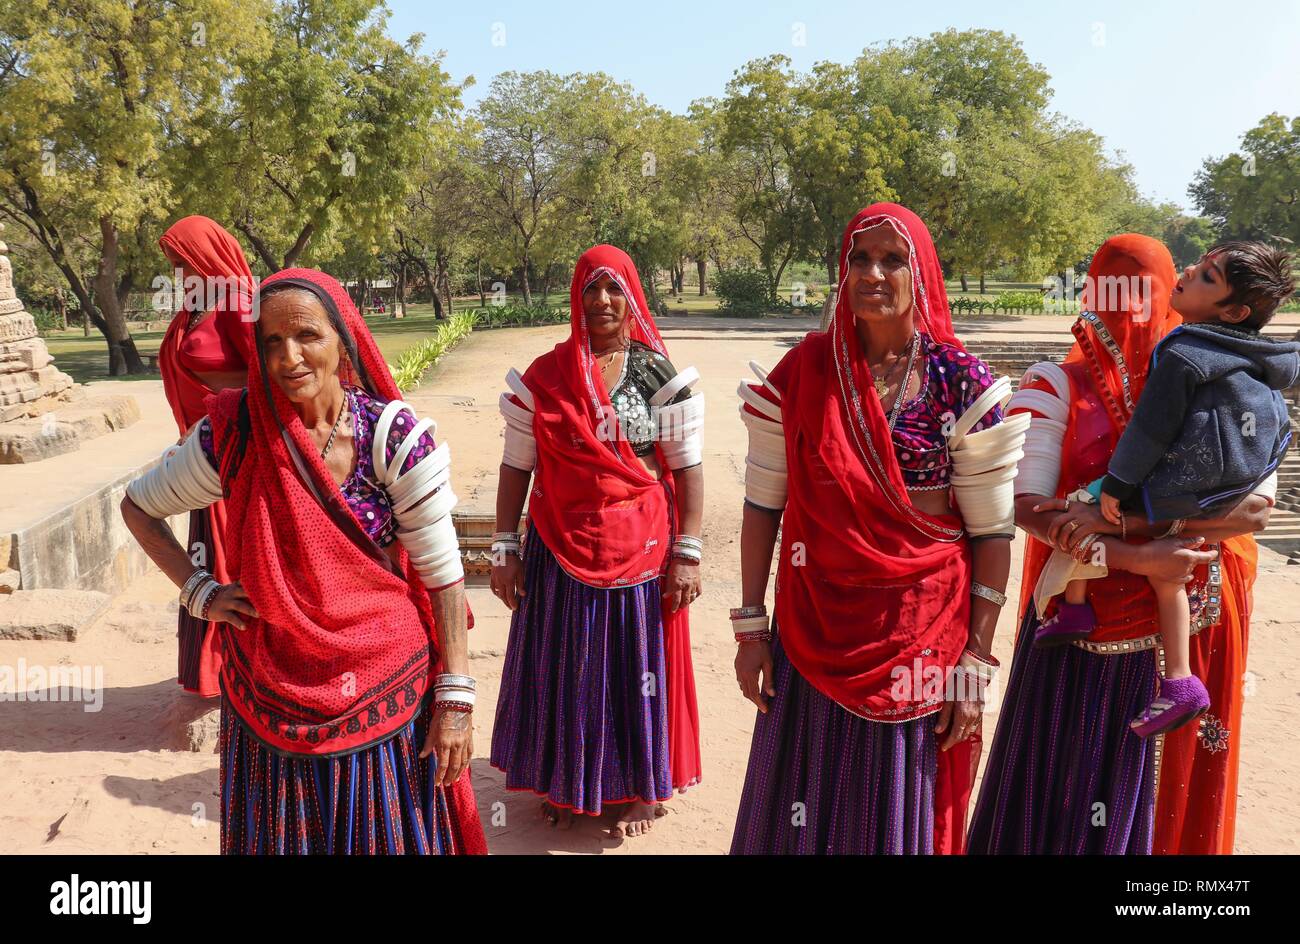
[42,309,456,386]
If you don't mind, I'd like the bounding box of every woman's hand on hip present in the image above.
[662,557,701,613]
[735,640,776,713]
[421,706,473,786]
[208,580,259,630]
[490,553,525,611]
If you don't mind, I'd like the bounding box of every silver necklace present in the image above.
[883,332,921,432]
[320,388,350,459]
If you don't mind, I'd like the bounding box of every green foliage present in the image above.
[390,311,474,392]
[470,303,567,329]
[715,266,771,316]
[1191,113,1300,248]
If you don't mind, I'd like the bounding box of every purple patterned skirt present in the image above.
[489,527,671,814]
[966,609,1158,854]
[730,633,938,855]
[219,698,465,855]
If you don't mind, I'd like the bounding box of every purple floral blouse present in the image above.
[198,386,438,546]
[890,334,1002,490]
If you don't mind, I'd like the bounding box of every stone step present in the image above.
[0,393,140,464]
[0,588,110,641]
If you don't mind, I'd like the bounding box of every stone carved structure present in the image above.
[0,225,139,463]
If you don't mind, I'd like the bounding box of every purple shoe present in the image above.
[1033,601,1096,649]
[1129,675,1211,739]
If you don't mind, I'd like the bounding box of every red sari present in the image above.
[1010,235,1258,853]
[208,268,485,850]
[760,203,983,853]
[521,244,702,790]
[157,216,255,696]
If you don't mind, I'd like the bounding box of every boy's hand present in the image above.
[1099,492,1122,526]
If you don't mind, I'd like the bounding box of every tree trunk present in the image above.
[979,273,986,294]
[825,248,836,290]
[519,252,533,306]
[54,289,67,330]
[696,258,707,296]
[93,217,145,375]
[960,275,968,293]
[476,258,487,307]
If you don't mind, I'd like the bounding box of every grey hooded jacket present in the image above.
[1102,322,1300,522]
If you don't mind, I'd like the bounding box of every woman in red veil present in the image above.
[157,216,254,696]
[730,204,1023,853]
[488,245,704,839]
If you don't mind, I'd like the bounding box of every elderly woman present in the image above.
[157,216,255,697]
[966,234,1273,854]
[489,244,704,839]
[120,268,487,855]
[730,203,1027,854]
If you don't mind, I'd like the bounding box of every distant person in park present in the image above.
[730,203,1026,854]
[968,234,1276,854]
[120,268,486,854]
[489,244,704,840]
[1031,242,1298,741]
[157,216,255,698]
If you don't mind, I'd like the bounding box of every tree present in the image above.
[1191,113,1299,248]
[0,0,269,374]
[201,0,463,273]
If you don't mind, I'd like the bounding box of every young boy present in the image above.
[1035,241,1299,738]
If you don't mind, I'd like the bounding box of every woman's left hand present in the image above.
[661,557,702,613]
[934,693,982,752]
[1036,498,1117,552]
[420,706,473,787]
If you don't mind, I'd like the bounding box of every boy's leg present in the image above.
[1150,577,1191,679]
[1062,578,1087,606]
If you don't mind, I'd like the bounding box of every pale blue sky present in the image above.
[386,0,1300,212]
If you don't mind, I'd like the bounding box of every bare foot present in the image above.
[611,800,659,839]
[540,800,574,830]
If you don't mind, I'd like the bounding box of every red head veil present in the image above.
[1016,234,1181,645]
[157,216,255,432]
[763,203,972,721]
[1067,233,1182,429]
[522,245,674,587]
[207,268,437,756]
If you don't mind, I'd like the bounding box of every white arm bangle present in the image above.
[657,396,704,469]
[126,428,223,519]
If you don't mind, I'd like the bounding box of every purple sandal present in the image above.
[1033,601,1096,649]
[1129,675,1211,739]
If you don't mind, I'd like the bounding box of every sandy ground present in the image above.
[2,316,1298,854]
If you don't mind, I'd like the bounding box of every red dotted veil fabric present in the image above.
[208,269,439,757]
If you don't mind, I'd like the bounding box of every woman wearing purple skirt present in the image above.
[730,204,1026,854]
[966,234,1274,854]
[489,245,704,840]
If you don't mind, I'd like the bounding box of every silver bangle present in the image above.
[187,578,221,619]
[730,604,767,620]
[179,569,212,609]
[435,673,477,690]
[970,581,1007,608]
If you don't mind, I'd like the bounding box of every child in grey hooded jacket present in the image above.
[1037,242,1298,739]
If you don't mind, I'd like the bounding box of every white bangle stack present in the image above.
[179,569,221,620]
[433,673,477,712]
[671,534,703,563]
[491,531,523,562]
